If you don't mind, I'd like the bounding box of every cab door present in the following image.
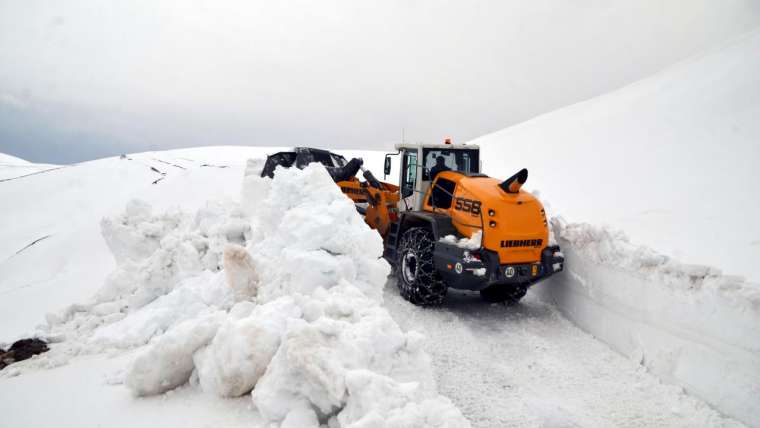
[398,149,423,211]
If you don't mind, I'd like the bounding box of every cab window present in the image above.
[422,149,479,180]
[427,178,456,209]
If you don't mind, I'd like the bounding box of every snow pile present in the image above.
[27,162,468,427]
[536,217,760,426]
[37,199,250,352]
[438,231,482,250]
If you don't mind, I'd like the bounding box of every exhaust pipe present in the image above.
[499,168,528,193]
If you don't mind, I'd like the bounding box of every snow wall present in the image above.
[534,219,760,427]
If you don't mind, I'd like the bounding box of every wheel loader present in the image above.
[261,143,564,305]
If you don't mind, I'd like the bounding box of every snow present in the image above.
[0,147,277,342]
[439,231,482,250]
[0,152,60,180]
[126,311,226,396]
[470,29,760,285]
[383,282,742,428]
[0,152,31,165]
[0,353,260,428]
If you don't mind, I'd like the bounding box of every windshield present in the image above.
[422,148,479,180]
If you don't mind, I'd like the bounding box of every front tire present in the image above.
[396,227,447,305]
[480,284,527,304]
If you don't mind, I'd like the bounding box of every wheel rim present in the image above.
[402,251,418,284]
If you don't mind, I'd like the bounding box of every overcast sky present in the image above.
[1,0,759,164]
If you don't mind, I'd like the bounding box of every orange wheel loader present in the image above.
[261,143,564,305]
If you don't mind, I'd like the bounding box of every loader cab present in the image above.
[388,143,480,211]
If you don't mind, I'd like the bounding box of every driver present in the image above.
[429,156,451,181]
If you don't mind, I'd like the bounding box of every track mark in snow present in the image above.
[383,279,742,428]
[153,158,187,170]
[13,235,52,255]
[0,166,69,183]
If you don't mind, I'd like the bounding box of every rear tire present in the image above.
[396,227,447,306]
[480,284,527,305]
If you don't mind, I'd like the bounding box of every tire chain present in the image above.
[396,227,447,305]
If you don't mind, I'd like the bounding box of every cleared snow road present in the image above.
[384,279,741,428]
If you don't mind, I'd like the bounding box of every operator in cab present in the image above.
[430,156,451,181]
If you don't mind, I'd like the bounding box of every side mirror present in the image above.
[384,156,392,176]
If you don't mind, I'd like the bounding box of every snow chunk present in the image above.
[126,311,225,396]
[223,244,259,302]
[251,284,445,425]
[194,297,301,397]
[439,230,482,250]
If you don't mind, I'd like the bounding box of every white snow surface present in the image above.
[470,29,760,284]
[0,152,31,165]
[0,152,60,180]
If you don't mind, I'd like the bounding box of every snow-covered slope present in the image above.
[0,153,31,164]
[472,29,760,284]
[0,152,60,181]
[470,29,760,426]
[0,147,281,341]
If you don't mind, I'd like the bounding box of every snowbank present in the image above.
[21,160,467,427]
[536,217,760,426]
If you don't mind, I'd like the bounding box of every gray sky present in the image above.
[1,0,759,164]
